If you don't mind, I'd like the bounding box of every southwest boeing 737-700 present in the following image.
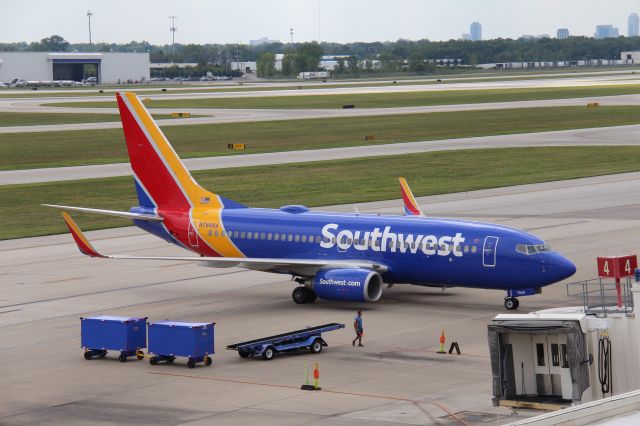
[47,92,576,310]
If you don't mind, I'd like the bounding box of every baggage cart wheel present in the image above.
[168,356,176,363]
[187,358,196,369]
[262,346,276,361]
[118,352,128,363]
[204,356,212,366]
[84,351,93,360]
[310,339,323,354]
[150,356,158,366]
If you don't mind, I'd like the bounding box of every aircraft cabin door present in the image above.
[483,236,499,267]
[188,220,199,248]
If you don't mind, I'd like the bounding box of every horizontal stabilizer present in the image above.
[43,204,163,222]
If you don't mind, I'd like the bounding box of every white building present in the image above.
[621,51,640,63]
[0,52,149,84]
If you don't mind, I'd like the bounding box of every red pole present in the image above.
[616,277,622,308]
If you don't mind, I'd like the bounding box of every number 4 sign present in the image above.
[597,255,638,279]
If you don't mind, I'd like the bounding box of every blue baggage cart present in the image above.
[148,320,215,368]
[226,323,345,360]
[80,315,147,362]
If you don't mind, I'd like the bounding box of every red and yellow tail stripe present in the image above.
[399,177,425,217]
[62,212,104,258]
[116,92,243,258]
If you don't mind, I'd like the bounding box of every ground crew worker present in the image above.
[352,310,364,347]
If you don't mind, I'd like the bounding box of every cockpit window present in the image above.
[516,243,553,255]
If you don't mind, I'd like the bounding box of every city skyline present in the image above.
[3,0,640,45]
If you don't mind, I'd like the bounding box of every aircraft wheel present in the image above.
[504,297,519,310]
[292,286,308,304]
[305,288,317,303]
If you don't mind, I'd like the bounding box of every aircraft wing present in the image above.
[399,177,426,217]
[61,212,387,276]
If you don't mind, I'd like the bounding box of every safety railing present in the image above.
[565,278,634,316]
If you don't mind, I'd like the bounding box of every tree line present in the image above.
[3,35,640,77]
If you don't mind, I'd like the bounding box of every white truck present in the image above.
[297,71,329,80]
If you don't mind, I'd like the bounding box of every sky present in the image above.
[2,0,640,45]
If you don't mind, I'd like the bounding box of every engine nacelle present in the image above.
[312,269,383,302]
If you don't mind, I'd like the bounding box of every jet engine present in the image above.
[312,268,383,302]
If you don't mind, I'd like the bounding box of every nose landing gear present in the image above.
[504,297,520,310]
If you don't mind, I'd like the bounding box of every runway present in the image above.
[2,172,639,425]
[2,123,639,185]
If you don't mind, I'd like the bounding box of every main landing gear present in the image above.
[292,286,317,304]
[504,297,520,310]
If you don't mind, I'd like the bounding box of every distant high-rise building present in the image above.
[461,33,471,41]
[629,13,639,37]
[557,28,570,39]
[595,25,619,39]
[470,22,482,41]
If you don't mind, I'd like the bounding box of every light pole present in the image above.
[169,16,177,63]
[290,28,294,46]
[87,10,93,45]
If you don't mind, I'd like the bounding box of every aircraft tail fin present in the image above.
[115,92,245,211]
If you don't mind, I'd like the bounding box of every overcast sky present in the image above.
[3,0,640,45]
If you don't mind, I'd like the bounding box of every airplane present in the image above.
[47,92,577,311]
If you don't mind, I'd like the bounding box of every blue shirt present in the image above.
[355,316,363,331]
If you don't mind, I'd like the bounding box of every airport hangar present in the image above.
[0,52,150,84]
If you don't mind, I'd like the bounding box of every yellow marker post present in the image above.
[227,143,246,150]
[438,329,446,354]
[171,112,191,118]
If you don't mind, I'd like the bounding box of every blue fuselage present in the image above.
[178,206,576,290]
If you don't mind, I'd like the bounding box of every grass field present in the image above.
[0,112,180,127]
[46,84,640,110]
[4,146,640,240]
[1,106,639,170]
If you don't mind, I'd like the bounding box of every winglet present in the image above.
[399,177,426,217]
[61,212,105,258]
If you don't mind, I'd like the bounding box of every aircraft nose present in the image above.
[548,255,577,282]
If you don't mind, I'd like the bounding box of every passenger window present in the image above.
[240,232,246,239]
[463,245,469,253]
[560,344,569,368]
[208,230,212,236]
[221,231,226,237]
[301,235,307,242]
[261,233,266,240]
[214,230,219,237]
[267,233,272,240]
[536,343,545,366]
[315,236,321,243]
[274,234,280,241]
[551,344,559,367]
[309,235,314,242]
[288,234,293,242]
[471,246,477,253]
[295,235,300,242]
[332,237,337,244]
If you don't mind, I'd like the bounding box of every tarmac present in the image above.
[2,171,640,425]
[2,123,639,185]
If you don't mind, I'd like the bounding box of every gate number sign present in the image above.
[597,255,638,279]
